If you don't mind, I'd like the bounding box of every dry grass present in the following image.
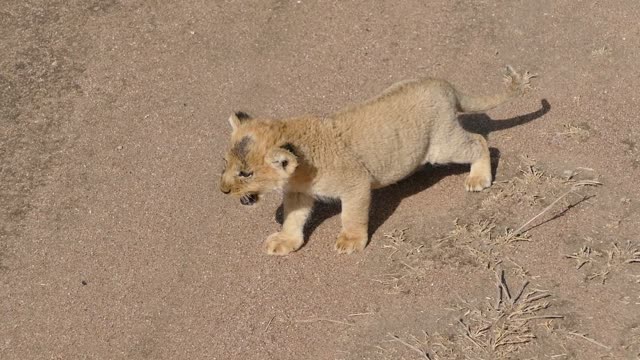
[382,331,460,360]
[482,159,601,246]
[382,271,562,360]
[542,319,613,352]
[373,228,427,293]
[483,158,598,207]
[382,228,424,259]
[555,123,591,139]
[565,241,640,284]
[482,165,549,210]
[435,219,530,275]
[379,160,601,279]
[455,271,563,357]
[445,218,525,248]
[565,245,597,270]
[375,159,609,358]
[376,218,533,292]
[445,219,496,245]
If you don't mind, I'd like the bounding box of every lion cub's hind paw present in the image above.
[464,174,492,192]
[265,232,303,256]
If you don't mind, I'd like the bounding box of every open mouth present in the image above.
[240,193,258,206]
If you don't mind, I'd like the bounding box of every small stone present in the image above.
[562,170,575,179]
[116,145,123,150]
[81,280,87,286]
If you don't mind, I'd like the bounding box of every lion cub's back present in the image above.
[335,79,457,187]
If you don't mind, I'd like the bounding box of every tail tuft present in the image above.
[456,66,537,113]
[503,65,536,95]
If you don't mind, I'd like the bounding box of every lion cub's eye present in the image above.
[238,170,253,178]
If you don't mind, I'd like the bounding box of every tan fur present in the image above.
[220,66,535,255]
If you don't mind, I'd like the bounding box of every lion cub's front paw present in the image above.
[464,174,492,192]
[334,231,367,254]
[265,232,303,256]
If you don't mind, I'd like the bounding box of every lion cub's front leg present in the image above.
[335,190,370,254]
[265,192,314,255]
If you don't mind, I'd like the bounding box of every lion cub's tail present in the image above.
[454,66,535,113]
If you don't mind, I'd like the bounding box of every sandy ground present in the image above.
[2,1,640,359]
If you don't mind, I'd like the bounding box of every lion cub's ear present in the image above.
[228,111,252,132]
[266,147,298,176]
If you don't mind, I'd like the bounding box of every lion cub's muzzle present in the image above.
[240,193,258,206]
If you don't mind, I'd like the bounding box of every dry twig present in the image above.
[563,331,611,350]
[504,180,601,242]
[387,333,430,359]
[295,317,353,326]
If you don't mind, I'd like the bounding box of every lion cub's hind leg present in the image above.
[463,134,492,192]
[428,128,492,191]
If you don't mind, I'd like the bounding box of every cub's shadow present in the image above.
[275,99,551,244]
[459,99,551,136]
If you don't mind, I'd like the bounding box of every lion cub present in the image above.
[220,66,535,255]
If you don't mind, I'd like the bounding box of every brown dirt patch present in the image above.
[2,0,640,359]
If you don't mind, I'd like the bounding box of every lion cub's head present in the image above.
[219,112,298,205]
